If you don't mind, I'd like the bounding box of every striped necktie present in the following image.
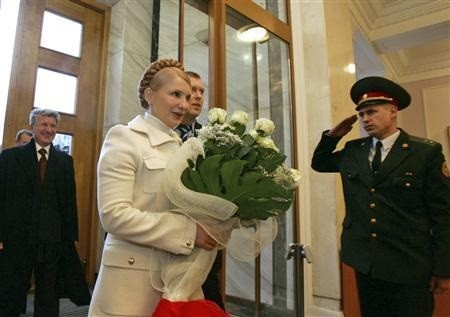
[176,124,193,142]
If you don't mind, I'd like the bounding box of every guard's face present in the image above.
[358,103,398,139]
[145,75,191,128]
[32,115,57,147]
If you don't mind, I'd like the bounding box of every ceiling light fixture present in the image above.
[237,24,269,43]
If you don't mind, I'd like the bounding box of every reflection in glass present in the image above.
[183,0,209,124]
[53,133,72,155]
[252,0,287,23]
[34,68,77,114]
[41,11,82,57]
[225,7,294,315]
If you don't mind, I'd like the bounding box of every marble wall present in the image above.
[104,0,154,133]
[291,0,355,315]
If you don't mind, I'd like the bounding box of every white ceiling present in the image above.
[350,0,450,83]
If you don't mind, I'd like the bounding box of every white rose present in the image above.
[248,129,259,139]
[256,136,279,152]
[230,110,249,126]
[289,168,302,188]
[255,118,275,137]
[208,108,227,124]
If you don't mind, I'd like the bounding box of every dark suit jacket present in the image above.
[311,129,450,285]
[0,139,90,305]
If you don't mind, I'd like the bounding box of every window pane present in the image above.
[53,133,72,155]
[252,0,287,23]
[225,7,294,315]
[34,68,77,114]
[41,11,82,57]
[184,0,209,124]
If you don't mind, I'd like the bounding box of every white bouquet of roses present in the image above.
[182,108,301,220]
[150,108,301,307]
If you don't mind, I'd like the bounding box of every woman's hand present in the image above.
[194,224,217,250]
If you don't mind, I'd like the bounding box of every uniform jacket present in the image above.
[0,139,90,305]
[311,129,450,285]
[89,113,197,316]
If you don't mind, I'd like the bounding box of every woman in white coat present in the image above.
[88,59,218,316]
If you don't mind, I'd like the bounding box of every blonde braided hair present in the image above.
[138,58,189,109]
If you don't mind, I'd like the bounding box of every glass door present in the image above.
[152,1,297,315]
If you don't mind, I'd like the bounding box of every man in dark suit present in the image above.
[311,77,450,317]
[0,108,90,317]
[175,71,204,141]
[175,71,225,309]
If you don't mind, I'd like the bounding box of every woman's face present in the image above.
[145,75,191,128]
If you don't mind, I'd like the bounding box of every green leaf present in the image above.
[240,171,263,186]
[242,134,255,146]
[236,145,251,159]
[188,168,207,193]
[187,159,195,169]
[233,178,294,220]
[197,154,224,195]
[220,160,248,200]
[232,124,246,137]
[181,168,195,191]
[234,197,291,220]
[256,149,286,173]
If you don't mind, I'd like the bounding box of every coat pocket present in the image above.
[391,176,424,209]
[96,244,157,316]
[143,157,167,194]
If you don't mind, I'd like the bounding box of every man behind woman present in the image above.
[89,59,223,316]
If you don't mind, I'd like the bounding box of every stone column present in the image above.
[291,0,358,315]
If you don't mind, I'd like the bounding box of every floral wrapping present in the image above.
[150,109,300,316]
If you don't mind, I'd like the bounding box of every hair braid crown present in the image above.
[138,58,185,109]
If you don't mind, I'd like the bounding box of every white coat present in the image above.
[88,113,197,317]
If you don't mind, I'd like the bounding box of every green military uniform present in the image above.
[311,76,450,316]
[312,129,450,284]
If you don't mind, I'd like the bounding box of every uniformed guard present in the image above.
[311,76,450,317]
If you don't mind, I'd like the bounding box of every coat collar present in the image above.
[128,113,181,146]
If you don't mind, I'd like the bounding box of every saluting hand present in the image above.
[326,114,358,138]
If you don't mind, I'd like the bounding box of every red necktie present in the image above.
[38,148,47,182]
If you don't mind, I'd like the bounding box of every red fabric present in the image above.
[152,298,229,317]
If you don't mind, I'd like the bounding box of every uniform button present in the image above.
[186,240,192,247]
[371,233,377,238]
[405,182,411,187]
[128,257,135,265]
[370,188,376,193]
[370,203,376,208]
[371,218,376,223]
